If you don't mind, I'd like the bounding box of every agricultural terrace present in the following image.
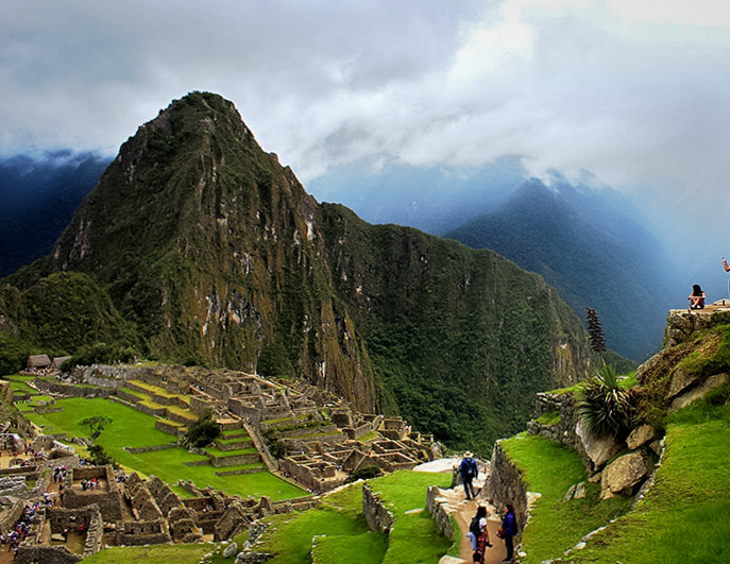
[17,391,303,501]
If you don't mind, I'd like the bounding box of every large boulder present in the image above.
[626,425,656,451]
[670,373,728,412]
[575,419,622,472]
[667,368,700,399]
[600,452,649,499]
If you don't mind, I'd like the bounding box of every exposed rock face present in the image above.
[626,425,656,451]
[600,452,649,499]
[575,419,622,473]
[670,373,728,412]
[667,368,700,399]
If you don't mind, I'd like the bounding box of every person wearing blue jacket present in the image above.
[500,503,518,563]
[459,452,478,500]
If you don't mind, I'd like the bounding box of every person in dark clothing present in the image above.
[500,503,517,563]
[469,505,491,563]
[688,284,706,310]
[459,451,478,500]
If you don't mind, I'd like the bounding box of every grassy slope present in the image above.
[563,402,730,564]
[501,434,632,563]
[252,470,453,564]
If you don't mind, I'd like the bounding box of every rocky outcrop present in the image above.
[600,452,650,500]
[625,424,656,451]
[670,373,728,412]
[575,419,622,473]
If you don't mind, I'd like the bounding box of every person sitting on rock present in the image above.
[688,284,706,310]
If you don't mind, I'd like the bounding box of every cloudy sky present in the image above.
[2,0,729,272]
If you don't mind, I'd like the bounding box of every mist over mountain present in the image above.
[445,179,680,361]
[306,156,525,235]
[0,152,112,278]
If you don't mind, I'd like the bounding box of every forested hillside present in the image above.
[0,92,599,452]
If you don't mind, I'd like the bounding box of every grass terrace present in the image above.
[500,433,633,563]
[563,398,730,564]
[22,397,303,500]
[250,470,453,564]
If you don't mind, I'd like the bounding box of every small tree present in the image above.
[80,415,113,440]
[183,410,221,448]
[586,307,607,354]
[86,444,115,466]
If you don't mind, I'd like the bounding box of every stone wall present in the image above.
[426,485,455,541]
[0,499,26,534]
[63,465,123,522]
[362,483,394,533]
[664,308,730,348]
[33,378,112,398]
[485,442,526,545]
[15,546,82,564]
[116,519,172,546]
[526,392,595,473]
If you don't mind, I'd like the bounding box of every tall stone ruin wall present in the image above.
[362,483,394,533]
[526,392,595,474]
[426,485,455,541]
[485,442,526,545]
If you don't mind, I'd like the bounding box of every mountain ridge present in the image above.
[0,92,599,452]
[446,178,676,361]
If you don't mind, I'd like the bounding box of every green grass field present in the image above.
[251,470,454,564]
[561,401,730,564]
[500,433,632,563]
[23,396,303,501]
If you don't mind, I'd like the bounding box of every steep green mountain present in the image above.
[446,179,676,361]
[0,92,599,452]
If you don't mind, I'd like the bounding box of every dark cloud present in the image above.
[1,0,729,274]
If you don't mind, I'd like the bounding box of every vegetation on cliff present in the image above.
[0,92,599,452]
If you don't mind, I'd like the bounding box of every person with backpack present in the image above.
[459,451,478,500]
[499,503,518,563]
[467,505,492,563]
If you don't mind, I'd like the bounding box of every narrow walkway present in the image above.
[454,497,508,564]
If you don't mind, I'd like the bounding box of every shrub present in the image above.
[86,444,115,466]
[269,438,287,459]
[183,410,221,448]
[578,363,633,438]
[346,465,382,483]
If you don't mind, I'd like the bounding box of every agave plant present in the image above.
[578,363,633,438]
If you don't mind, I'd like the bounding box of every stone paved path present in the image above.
[415,459,509,564]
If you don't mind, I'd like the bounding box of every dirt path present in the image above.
[454,498,508,564]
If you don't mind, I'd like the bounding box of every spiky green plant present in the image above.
[578,363,632,438]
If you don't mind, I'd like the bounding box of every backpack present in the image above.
[462,457,477,478]
[470,515,482,537]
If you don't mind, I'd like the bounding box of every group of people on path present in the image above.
[459,452,518,563]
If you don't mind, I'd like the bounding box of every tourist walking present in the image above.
[723,257,730,299]
[499,504,518,563]
[467,505,491,563]
[459,451,478,500]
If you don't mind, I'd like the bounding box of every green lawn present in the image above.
[252,470,453,564]
[23,397,303,501]
[84,542,233,564]
[563,402,730,564]
[500,433,632,563]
